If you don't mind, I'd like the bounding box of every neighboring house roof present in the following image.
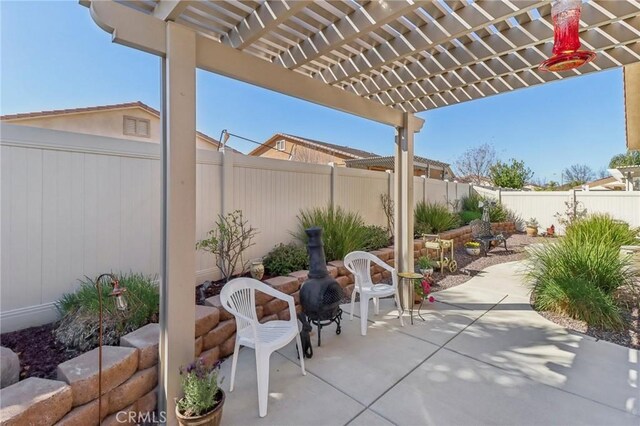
[345,155,451,172]
[0,101,237,152]
[456,175,493,185]
[249,133,380,159]
[573,176,625,190]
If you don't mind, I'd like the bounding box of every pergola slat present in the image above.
[220,0,313,50]
[316,0,547,85]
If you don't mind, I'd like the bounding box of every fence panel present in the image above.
[335,167,389,228]
[577,192,640,228]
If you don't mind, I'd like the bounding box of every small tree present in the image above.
[454,143,497,185]
[196,210,258,282]
[562,164,594,186]
[489,159,533,189]
[609,151,640,168]
[380,193,394,237]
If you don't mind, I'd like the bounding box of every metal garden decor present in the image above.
[539,0,596,72]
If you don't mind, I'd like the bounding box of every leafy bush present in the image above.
[527,215,639,330]
[55,273,159,351]
[414,201,460,235]
[361,225,391,251]
[294,206,367,261]
[263,243,309,276]
[459,210,482,225]
[178,358,222,417]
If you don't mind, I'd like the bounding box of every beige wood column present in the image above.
[624,63,640,151]
[394,112,418,308]
[159,21,197,425]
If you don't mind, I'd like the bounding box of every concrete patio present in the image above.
[218,261,639,426]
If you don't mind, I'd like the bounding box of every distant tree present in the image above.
[596,168,609,179]
[609,151,640,168]
[562,164,594,186]
[547,180,559,189]
[454,143,497,185]
[489,159,533,189]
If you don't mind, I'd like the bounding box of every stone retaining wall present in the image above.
[0,221,515,425]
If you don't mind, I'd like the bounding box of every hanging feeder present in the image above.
[539,0,596,72]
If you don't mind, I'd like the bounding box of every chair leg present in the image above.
[295,333,306,375]
[349,288,357,320]
[229,338,241,392]
[359,296,370,336]
[256,349,271,418]
[373,297,379,315]
[395,290,405,327]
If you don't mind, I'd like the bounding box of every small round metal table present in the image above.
[397,272,426,325]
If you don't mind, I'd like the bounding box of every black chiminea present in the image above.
[298,227,343,356]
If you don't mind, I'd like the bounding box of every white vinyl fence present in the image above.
[0,124,469,331]
[473,186,640,234]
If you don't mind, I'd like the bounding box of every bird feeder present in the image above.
[539,0,596,72]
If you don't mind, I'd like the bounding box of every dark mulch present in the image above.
[195,272,276,305]
[0,323,81,380]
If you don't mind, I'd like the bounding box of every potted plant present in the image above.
[417,256,434,276]
[464,241,481,256]
[526,218,539,237]
[176,358,225,426]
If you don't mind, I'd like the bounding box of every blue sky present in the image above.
[1,1,628,181]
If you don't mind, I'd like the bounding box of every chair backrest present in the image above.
[220,278,262,332]
[470,219,493,238]
[344,251,395,290]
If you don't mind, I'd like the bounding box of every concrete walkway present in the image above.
[218,262,639,425]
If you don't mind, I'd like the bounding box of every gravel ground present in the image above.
[429,233,541,292]
[534,286,640,350]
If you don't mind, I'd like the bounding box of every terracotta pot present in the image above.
[176,390,225,426]
[526,226,538,237]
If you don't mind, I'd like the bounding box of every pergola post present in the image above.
[159,21,196,425]
[394,112,419,308]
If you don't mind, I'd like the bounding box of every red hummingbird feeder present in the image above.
[539,0,596,72]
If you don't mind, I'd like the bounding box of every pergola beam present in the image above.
[86,0,419,129]
[317,0,547,85]
[276,0,425,70]
[221,0,313,50]
[154,0,190,22]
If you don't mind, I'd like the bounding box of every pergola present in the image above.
[80,0,640,423]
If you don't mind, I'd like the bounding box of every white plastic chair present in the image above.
[344,251,404,335]
[220,278,306,417]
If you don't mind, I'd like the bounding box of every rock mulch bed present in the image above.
[534,285,640,350]
[430,233,541,292]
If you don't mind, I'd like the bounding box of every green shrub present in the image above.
[414,222,431,237]
[55,273,159,351]
[294,206,367,261]
[527,215,639,330]
[263,243,309,276]
[489,202,509,222]
[533,276,623,329]
[564,214,638,248]
[461,193,483,212]
[361,225,391,251]
[460,210,482,225]
[414,201,460,235]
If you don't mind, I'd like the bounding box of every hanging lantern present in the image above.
[539,0,596,72]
